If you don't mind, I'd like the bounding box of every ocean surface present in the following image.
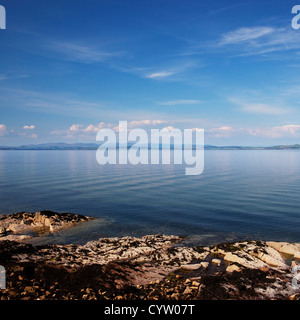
[0,150,299,246]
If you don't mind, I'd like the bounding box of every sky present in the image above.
[1,0,300,146]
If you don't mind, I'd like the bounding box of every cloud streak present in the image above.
[145,71,176,79]
[217,26,300,57]
[157,99,202,106]
[47,41,121,64]
[0,87,111,118]
[230,97,290,115]
[208,124,300,139]
[219,27,274,45]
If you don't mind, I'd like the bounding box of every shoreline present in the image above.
[0,211,300,300]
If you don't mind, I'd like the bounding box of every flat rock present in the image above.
[267,241,300,259]
[180,264,201,270]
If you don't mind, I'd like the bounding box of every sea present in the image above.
[0,150,299,246]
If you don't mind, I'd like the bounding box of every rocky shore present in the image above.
[0,210,93,241]
[0,212,300,300]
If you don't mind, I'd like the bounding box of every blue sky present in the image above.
[1,0,300,146]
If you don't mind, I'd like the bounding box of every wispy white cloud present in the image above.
[145,71,176,79]
[141,60,201,80]
[47,41,120,64]
[157,99,202,106]
[217,26,300,57]
[208,124,300,139]
[247,124,300,138]
[219,26,274,45]
[0,73,28,81]
[230,97,290,115]
[241,103,287,115]
[208,2,251,16]
[0,87,111,117]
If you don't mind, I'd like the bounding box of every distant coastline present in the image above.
[1,142,300,150]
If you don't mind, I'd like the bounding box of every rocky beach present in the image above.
[0,211,300,300]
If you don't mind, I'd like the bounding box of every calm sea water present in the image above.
[0,150,299,246]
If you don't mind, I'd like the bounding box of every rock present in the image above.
[183,286,193,295]
[0,211,94,242]
[1,234,300,301]
[180,264,200,270]
[200,262,209,269]
[212,259,221,266]
[289,294,300,300]
[224,251,266,269]
[1,235,31,241]
[260,266,269,272]
[295,252,300,259]
[256,251,286,268]
[9,224,32,233]
[0,227,7,237]
[226,264,241,273]
[267,241,300,258]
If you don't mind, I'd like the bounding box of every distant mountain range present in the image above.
[1,143,300,150]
